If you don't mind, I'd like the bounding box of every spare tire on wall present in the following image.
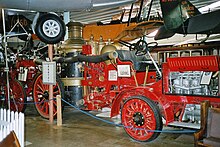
[35,13,66,44]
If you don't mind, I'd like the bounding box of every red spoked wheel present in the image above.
[33,73,64,118]
[121,96,162,142]
[5,79,27,112]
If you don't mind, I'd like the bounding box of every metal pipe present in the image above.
[34,51,118,64]
[143,35,162,77]
[137,0,144,22]
[57,51,118,63]
[147,0,154,21]
[120,10,125,22]
[146,52,162,77]
[127,3,134,26]
[2,9,11,111]
[219,71,220,96]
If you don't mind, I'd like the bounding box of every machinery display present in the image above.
[0,44,64,118]
[0,49,27,112]
[1,21,220,142]
[1,0,220,144]
[79,44,219,142]
[47,22,220,142]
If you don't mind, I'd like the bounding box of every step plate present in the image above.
[168,121,200,129]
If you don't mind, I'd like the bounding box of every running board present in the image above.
[168,121,200,129]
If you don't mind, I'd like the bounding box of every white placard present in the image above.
[18,67,28,81]
[200,72,212,85]
[108,70,117,81]
[117,65,131,77]
[42,62,56,85]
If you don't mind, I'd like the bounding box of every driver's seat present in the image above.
[116,50,155,71]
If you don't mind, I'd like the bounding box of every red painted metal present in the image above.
[81,57,157,110]
[0,59,27,112]
[33,74,62,118]
[82,44,92,55]
[6,79,26,112]
[167,55,219,71]
[0,78,26,112]
[2,47,218,141]
[121,98,157,141]
[13,59,38,97]
[82,55,220,127]
[0,55,63,118]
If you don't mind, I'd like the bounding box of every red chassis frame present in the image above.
[80,52,219,142]
[12,58,38,98]
[13,58,64,118]
[1,57,63,118]
[111,55,220,124]
[81,57,157,110]
[82,54,220,124]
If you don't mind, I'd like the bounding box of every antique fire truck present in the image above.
[0,44,63,118]
[1,22,219,142]
[50,22,220,142]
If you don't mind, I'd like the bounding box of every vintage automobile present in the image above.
[48,36,220,141]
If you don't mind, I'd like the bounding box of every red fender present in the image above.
[110,80,175,125]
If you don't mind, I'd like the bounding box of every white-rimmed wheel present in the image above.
[35,13,65,44]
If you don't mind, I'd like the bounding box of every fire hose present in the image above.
[34,51,118,64]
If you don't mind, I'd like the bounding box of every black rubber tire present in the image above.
[35,14,65,44]
[121,95,163,142]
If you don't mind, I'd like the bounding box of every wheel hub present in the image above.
[43,19,60,37]
[43,91,49,99]
[133,112,144,126]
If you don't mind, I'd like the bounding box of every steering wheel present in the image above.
[119,40,158,56]
[135,40,148,56]
[135,40,158,56]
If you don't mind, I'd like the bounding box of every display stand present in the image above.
[48,44,54,124]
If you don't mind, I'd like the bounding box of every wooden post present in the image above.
[56,95,62,126]
[143,66,149,86]
[48,44,54,124]
[131,67,138,87]
[194,101,210,147]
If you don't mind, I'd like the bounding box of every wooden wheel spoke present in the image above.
[37,83,44,92]
[40,102,46,110]
[36,90,44,95]
[7,79,26,112]
[53,100,57,106]
[53,107,57,113]
[33,74,63,118]
[130,103,135,111]
[53,84,58,90]
[38,98,46,105]
[122,97,162,142]
[53,91,60,95]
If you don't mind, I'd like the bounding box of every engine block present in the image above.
[169,71,218,96]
